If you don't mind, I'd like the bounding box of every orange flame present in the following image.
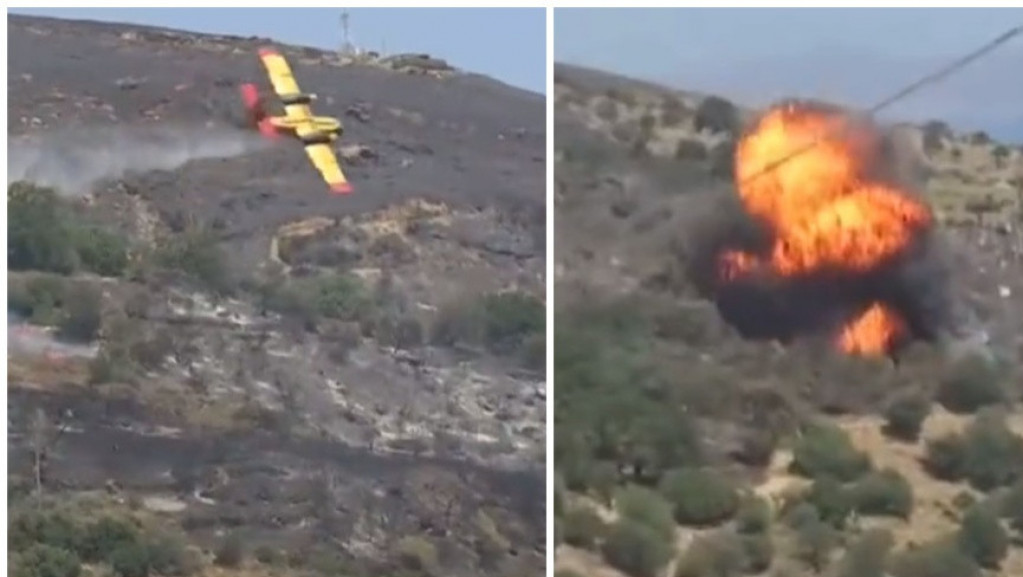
[718,103,933,355]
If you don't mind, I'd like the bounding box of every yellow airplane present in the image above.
[240,47,352,194]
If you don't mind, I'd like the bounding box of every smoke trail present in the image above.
[7,123,270,196]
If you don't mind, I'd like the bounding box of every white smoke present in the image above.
[7,123,270,196]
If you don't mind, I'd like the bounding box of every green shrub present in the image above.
[924,434,967,481]
[8,182,130,277]
[253,545,279,565]
[12,275,68,326]
[888,541,980,577]
[837,529,893,577]
[794,518,839,573]
[661,97,689,127]
[153,228,233,294]
[307,273,371,322]
[562,507,606,550]
[13,544,82,577]
[73,226,129,277]
[791,422,871,482]
[999,480,1023,532]
[553,474,566,518]
[108,535,191,577]
[957,506,1009,569]
[614,484,676,541]
[936,354,1005,413]
[674,532,744,577]
[108,542,153,577]
[709,139,737,180]
[9,182,77,274]
[213,533,244,568]
[9,509,83,553]
[804,476,853,528]
[926,412,1023,490]
[694,96,739,134]
[79,517,139,563]
[735,495,771,534]
[57,283,103,343]
[659,467,739,527]
[740,533,774,573]
[394,536,438,574]
[432,291,545,359]
[554,299,704,485]
[883,393,930,441]
[851,469,914,519]
[780,501,820,530]
[601,520,673,577]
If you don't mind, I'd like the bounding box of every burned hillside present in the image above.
[8,14,545,577]
[553,62,1023,577]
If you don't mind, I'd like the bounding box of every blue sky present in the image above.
[9,7,547,94]
[556,8,1023,141]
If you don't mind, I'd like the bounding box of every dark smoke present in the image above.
[684,103,962,353]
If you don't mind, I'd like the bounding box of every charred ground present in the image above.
[553,62,1023,577]
[8,14,545,577]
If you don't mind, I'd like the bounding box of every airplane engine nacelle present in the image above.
[300,132,334,146]
[280,93,317,106]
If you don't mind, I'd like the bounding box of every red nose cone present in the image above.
[330,182,353,194]
[256,119,279,140]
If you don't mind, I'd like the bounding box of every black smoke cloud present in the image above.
[683,104,961,353]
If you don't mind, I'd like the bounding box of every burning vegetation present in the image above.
[695,100,953,356]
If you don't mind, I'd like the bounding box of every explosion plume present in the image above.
[697,100,950,356]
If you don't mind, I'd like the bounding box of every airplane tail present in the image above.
[239,83,279,140]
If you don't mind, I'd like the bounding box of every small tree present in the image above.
[999,480,1023,533]
[805,476,853,529]
[562,507,606,550]
[601,520,673,577]
[937,353,1005,413]
[888,541,980,577]
[791,422,871,482]
[735,495,772,534]
[883,393,930,441]
[675,532,745,577]
[14,544,82,577]
[615,484,676,541]
[795,518,839,573]
[58,284,103,343]
[658,467,740,527]
[851,469,914,519]
[213,533,244,568]
[80,517,140,563]
[695,96,739,135]
[8,182,77,274]
[837,529,893,577]
[957,506,1009,569]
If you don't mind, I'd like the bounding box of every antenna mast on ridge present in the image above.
[339,10,357,56]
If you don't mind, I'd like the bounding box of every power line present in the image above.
[740,24,1023,185]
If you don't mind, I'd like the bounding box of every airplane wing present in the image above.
[302,141,352,194]
[257,48,312,121]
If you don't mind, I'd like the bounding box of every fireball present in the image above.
[716,102,934,355]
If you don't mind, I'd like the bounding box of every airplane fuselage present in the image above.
[268,115,341,140]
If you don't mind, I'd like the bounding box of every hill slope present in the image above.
[553,62,1023,577]
[7,14,545,577]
